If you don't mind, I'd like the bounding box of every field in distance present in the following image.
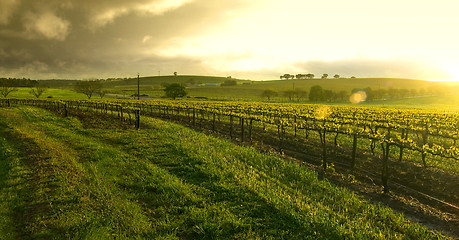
[22,75,459,110]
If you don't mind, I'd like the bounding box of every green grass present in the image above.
[360,95,459,110]
[0,106,448,239]
[6,87,89,99]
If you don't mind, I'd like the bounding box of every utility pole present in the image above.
[137,73,140,100]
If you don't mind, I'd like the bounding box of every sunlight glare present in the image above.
[350,91,367,104]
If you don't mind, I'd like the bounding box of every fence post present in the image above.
[421,124,428,167]
[135,110,140,130]
[381,128,391,193]
[351,134,357,170]
[193,108,196,127]
[240,117,244,142]
[212,112,216,132]
[63,103,68,117]
[230,115,233,139]
[249,118,253,145]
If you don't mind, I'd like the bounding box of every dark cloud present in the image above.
[0,0,454,80]
[0,0,251,79]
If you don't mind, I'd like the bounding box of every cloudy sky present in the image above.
[1,0,458,80]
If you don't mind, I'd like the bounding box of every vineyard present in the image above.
[1,98,458,236]
[2,99,458,186]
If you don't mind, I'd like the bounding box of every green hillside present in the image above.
[103,75,248,87]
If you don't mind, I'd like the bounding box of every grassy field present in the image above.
[0,106,448,239]
[98,76,459,105]
[26,76,459,109]
[6,87,89,99]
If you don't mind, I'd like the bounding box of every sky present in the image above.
[1,0,458,81]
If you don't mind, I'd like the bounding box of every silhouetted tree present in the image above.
[97,89,107,99]
[261,89,278,101]
[74,80,103,99]
[321,74,328,79]
[333,74,340,79]
[284,90,296,101]
[29,85,46,98]
[221,79,237,86]
[324,90,336,102]
[296,74,308,79]
[280,74,294,80]
[309,85,325,102]
[164,83,187,99]
[295,89,308,101]
[0,83,17,98]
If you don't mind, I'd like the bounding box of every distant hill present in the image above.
[36,79,79,87]
[184,77,458,100]
[102,75,248,87]
[246,78,453,92]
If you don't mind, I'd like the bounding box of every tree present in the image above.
[174,72,178,76]
[0,83,17,98]
[309,85,325,102]
[321,74,328,79]
[74,80,103,99]
[280,74,294,80]
[296,74,308,79]
[221,79,237,86]
[295,89,308,101]
[306,73,315,79]
[333,74,340,79]
[164,83,187,99]
[97,89,107,99]
[337,90,348,101]
[261,89,278,101]
[283,90,296,101]
[29,85,47,98]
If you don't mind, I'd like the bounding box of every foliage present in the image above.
[280,74,294,80]
[164,83,187,99]
[0,78,37,87]
[74,80,103,99]
[283,90,295,101]
[97,89,107,99]
[309,85,325,101]
[29,86,47,98]
[0,83,18,98]
[283,89,308,101]
[261,89,278,100]
[221,79,237,86]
